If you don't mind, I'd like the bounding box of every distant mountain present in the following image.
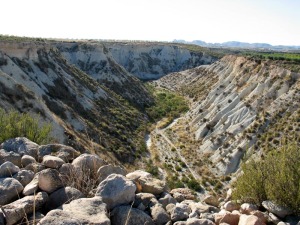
[173,39,300,51]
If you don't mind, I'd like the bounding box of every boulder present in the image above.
[223,201,240,212]
[13,169,34,186]
[159,192,177,208]
[250,211,268,224]
[174,222,187,225]
[23,173,39,195]
[72,153,106,175]
[61,197,110,225]
[38,168,63,193]
[139,176,166,195]
[25,162,46,173]
[240,203,258,214]
[0,177,23,205]
[166,203,176,214]
[171,203,191,222]
[0,137,39,158]
[38,209,82,224]
[204,195,219,207]
[200,213,215,222]
[262,200,293,218]
[38,144,80,162]
[126,170,152,192]
[133,192,157,208]
[218,212,240,225]
[186,218,216,225]
[42,155,65,169]
[150,203,170,225]
[45,186,84,211]
[2,192,48,225]
[170,188,195,202]
[21,155,36,167]
[0,149,21,167]
[238,214,265,225]
[97,164,126,183]
[268,212,281,224]
[111,205,154,225]
[0,161,20,177]
[95,174,136,209]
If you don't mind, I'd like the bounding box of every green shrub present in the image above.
[0,108,53,144]
[233,141,300,214]
[187,179,203,192]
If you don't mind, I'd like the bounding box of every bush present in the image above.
[187,179,203,192]
[0,108,53,144]
[233,141,300,214]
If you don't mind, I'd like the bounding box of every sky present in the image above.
[1,0,300,46]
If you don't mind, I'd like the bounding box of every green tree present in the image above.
[0,108,53,144]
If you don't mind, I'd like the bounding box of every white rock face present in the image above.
[155,55,300,175]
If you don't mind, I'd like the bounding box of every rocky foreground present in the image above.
[0,137,299,225]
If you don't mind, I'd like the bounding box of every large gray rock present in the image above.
[150,203,170,225]
[45,186,84,211]
[95,174,136,209]
[0,149,21,167]
[38,209,82,224]
[62,197,110,225]
[2,192,48,225]
[42,155,65,169]
[126,170,152,192]
[159,192,177,208]
[0,137,39,158]
[0,177,23,205]
[111,205,154,225]
[21,155,36,167]
[72,153,106,175]
[262,200,293,218]
[38,144,80,162]
[13,169,34,186]
[171,203,191,222]
[38,168,63,193]
[97,164,126,183]
[0,161,20,177]
[23,173,39,195]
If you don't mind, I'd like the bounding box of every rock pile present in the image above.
[0,137,299,225]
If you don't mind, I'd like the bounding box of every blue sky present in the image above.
[1,0,300,45]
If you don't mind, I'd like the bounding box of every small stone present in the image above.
[23,173,39,195]
[159,192,177,208]
[111,205,154,225]
[170,188,195,202]
[2,192,48,225]
[13,169,34,186]
[204,195,219,207]
[97,164,126,183]
[238,214,264,225]
[0,177,23,205]
[151,204,170,225]
[0,149,21,167]
[186,218,216,225]
[25,162,46,173]
[171,203,191,222]
[21,155,36,167]
[45,186,84,211]
[0,161,20,177]
[240,203,258,214]
[223,201,240,212]
[38,168,63,193]
[262,200,292,218]
[133,192,157,208]
[42,155,65,169]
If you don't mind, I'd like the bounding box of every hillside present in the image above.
[150,55,300,193]
[0,38,216,165]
